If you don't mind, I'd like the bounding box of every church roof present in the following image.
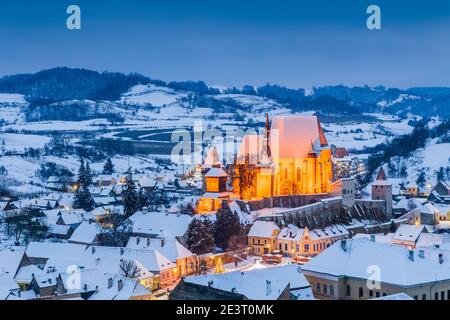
[237,116,329,161]
[204,167,228,177]
[376,167,387,181]
[202,145,221,168]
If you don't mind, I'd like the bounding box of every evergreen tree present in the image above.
[137,188,148,209]
[85,162,93,187]
[103,157,115,175]
[122,172,140,217]
[416,170,427,189]
[186,219,215,255]
[437,166,445,181]
[213,205,241,250]
[73,185,95,211]
[72,157,95,211]
[77,158,86,185]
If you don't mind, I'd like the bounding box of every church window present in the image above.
[296,167,301,181]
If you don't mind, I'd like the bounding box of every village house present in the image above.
[127,210,193,241]
[428,181,450,204]
[126,236,197,276]
[24,242,87,268]
[302,238,450,300]
[277,223,349,257]
[247,220,280,256]
[86,246,179,290]
[391,224,428,248]
[170,264,313,300]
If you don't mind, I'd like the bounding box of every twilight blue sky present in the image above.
[1,0,450,88]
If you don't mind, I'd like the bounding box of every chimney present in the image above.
[95,285,99,294]
[266,280,272,296]
[118,279,123,291]
[408,249,414,261]
[91,246,96,254]
[108,278,113,289]
[370,234,375,242]
[136,237,140,245]
[439,253,444,264]
[341,240,347,252]
[418,250,425,259]
[147,238,151,246]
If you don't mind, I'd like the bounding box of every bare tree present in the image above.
[233,156,257,200]
[119,260,141,279]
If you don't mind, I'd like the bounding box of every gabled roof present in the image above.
[303,238,450,286]
[183,264,310,300]
[26,242,86,260]
[128,211,192,240]
[248,220,280,238]
[0,248,26,277]
[69,221,101,245]
[392,224,426,243]
[0,274,20,300]
[376,167,387,181]
[203,145,221,168]
[126,237,194,262]
[204,167,227,178]
[237,115,329,161]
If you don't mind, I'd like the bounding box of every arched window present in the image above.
[346,285,351,296]
[284,167,288,179]
[296,167,301,181]
[359,287,364,299]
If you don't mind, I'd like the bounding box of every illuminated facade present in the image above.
[234,115,333,200]
[196,155,231,213]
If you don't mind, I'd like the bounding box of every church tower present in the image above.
[197,146,231,214]
[372,167,393,219]
[255,114,275,199]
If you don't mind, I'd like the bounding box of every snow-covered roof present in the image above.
[26,242,87,260]
[352,233,393,244]
[69,221,101,245]
[0,248,25,276]
[248,220,280,238]
[0,274,20,300]
[59,270,150,300]
[392,224,426,243]
[48,224,72,236]
[126,237,193,262]
[237,115,329,161]
[184,264,310,300]
[302,238,450,286]
[128,211,192,240]
[393,198,421,211]
[204,167,227,178]
[308,224,349,241]
[85,246,175,273]
[277,225,304,241]
[15,265,43,283]
[43,209,86,225]
[228,200,252,225]
[372,180,392,186]
[202,145,222,168]
[201,192,231,199]
[421,202,441,215]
